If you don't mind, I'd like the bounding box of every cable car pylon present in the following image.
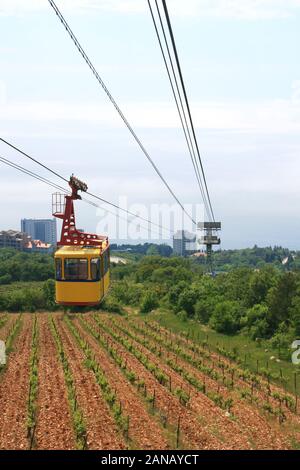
[198,221,221,274]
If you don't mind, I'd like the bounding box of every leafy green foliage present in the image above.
[108,254,300,347]
[0,274,12,285]
[140,291,158,314]
[0,249,54,282]
[209,301,242,334]
[0,286,50,312]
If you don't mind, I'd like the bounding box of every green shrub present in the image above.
[101,296,125,314]
[140,291,158,314]
[209,301,242,334]
[0,274,12,285]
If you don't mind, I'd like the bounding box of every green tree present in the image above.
[140,291,158,313]
[146,245,159,256]
[209,301,242,334]
[289,294,300,336]
[177,289,197,317]
[246,303,269,339]
[266,272,297,334]
[0,274,12,285]
[194,298,214,324]
[247,267,277,306]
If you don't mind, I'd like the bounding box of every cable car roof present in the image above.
[55,245,108,257]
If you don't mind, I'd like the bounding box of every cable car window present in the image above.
[103,251,109,275]
[91,258,101,281]
[55,258,62,280]
[64,258,88,280]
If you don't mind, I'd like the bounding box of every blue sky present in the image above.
[0,0,300,248]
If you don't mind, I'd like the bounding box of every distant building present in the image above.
[192,251,207,259]
[24,239,53,254]
[173,230,197,257]
[0,230,31,250]
[0,229,53,253]
[21,218,57,245]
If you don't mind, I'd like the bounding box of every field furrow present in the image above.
[56,316,126,450]
[0,314,30,449]
[73,317,170,450]
[92,314,237,449]
[141,319,297,445]
[86,315,222,449]
[0,312,296,450]
[102,314,290,449]
[34,314,76,450]
[0,314,18,342]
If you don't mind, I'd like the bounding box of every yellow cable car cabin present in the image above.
[54,244,110,306]
[52,175,110,306]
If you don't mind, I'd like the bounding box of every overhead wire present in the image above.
[147,0,211,221]
[0,156,69,194]
[160,0,216,222]
[0,138,173,236]
[47,0,196,225]
[0,155,170,239]
[0,137,68,184]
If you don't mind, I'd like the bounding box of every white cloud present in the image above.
[1,96,300,134]
[1,0,300,19]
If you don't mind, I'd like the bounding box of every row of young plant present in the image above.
[123,320,293,422]
[79,316,182,447]
[146,320,246,378]
[27,315,39,449]
[94,316,169,387]
[145,319,295,413]
[133,319,263,394]
[0,314,22,375]
[4,313,22,352]
[0,314,8,330]
[108,317,235,414]
[63,316,130,440]
[128,319,226,384]
[93,315,197,407]
[154,320,291,389]
[93,315,195,448]
[49,316,87,450]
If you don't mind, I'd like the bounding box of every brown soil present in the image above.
[105,315,290,449]
[56,316,125,449]
[34,314,76,449]
[74,317,170,450]
[0,314,31,449]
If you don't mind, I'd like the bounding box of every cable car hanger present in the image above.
[53,175,108,249]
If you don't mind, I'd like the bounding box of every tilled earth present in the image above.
[0,312,297,450]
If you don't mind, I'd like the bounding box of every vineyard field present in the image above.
[0,312,299,450]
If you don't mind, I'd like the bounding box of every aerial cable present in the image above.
[47,0,196,225]
[0,156,170,239]
[147,0,212,220]
[0,137,68,184]
[0,156,69,193]
[0,138,173,235]
[161,0,215,222]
